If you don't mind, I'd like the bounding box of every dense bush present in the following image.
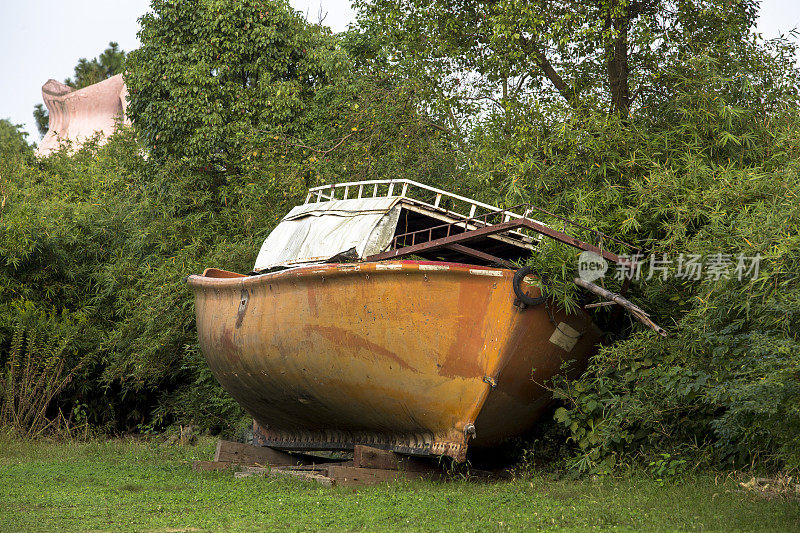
[510,54,800,473]
[0,301,86,437]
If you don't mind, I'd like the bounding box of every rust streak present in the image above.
[220,326,241,365]
[438,283,490,378]
[303,324,415,372]
[306,285,319,315]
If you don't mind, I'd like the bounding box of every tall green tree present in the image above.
[32,104,48,138]
[65,42,126,89]
[0,119,32,158]
[126,0,346,172]
[355,0,772,121]
[33,42,126,137]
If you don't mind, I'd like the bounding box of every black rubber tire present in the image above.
[512,266,547,307]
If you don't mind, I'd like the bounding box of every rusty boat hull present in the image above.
[188,261,601,461]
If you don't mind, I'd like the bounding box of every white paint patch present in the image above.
[338,265,360,272]
[469,269,503,277]
[375,263,403,270]
[419,264,449,271]
[549,322,580,352]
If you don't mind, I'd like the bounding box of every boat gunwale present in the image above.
[187,260,516,289]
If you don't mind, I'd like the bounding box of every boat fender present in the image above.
[512,266,547,307]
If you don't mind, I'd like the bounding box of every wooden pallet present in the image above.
[193,440,487,486]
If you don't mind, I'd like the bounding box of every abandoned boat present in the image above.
[188,179,655,461]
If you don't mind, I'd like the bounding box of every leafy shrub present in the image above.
[0,301,86,437]
[541,57,800,472]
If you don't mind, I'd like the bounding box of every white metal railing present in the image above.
[305,179,544,228]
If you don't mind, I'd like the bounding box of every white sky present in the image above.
[0,0,797,143]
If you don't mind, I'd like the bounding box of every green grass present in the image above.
[0,435,798,532]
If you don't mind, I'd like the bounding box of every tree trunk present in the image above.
[606,9,632,114]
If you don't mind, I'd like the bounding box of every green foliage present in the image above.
[149,344,246,435]
[65,41,127,89]
[126,0,342,170]
[32,104,48,137]
[126,0,465,188]
[0,119,32,160]
[0,301,85,437]
[355,0,764,119]
[647,453,688,485]
[361,0,800,472]
[0,131,250,431]
[539,55,800,472]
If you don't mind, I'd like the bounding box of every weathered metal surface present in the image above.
[188,261,601,461]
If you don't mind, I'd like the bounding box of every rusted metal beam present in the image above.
[400,203,537,250]
[369,219,624,264]
[443,244,516,269]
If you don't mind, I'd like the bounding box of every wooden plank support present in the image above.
[234,466,333,485]
[214,439,326,466]
[325,465,434,486]
[353,445,439,473]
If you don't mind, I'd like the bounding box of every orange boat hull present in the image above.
[188,261,601,461]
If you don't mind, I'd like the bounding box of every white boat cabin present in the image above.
[253,179,540,273]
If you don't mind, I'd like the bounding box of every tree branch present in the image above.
[519,36,577,106]
[282,130,359,157]
[420,118,471,151]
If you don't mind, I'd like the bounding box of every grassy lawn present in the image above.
[0,435,797,532]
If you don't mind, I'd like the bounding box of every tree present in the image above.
[32,42,126,137]
[354,0,763,120]
[65,42,126,89]
[32,104,48,138]
[0,119,32,157]
[126,0,347,172]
